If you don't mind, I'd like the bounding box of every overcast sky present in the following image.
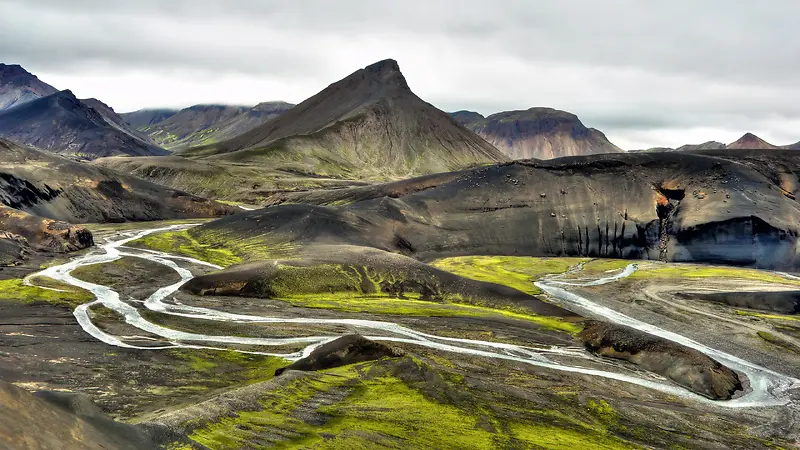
[1,0,798,149]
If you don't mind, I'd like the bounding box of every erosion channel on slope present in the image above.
[29,224,800,409]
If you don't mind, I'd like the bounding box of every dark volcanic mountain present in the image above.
[727,133,779,150]
[465,107,623,160]
[450,110,484,127]
[81,98,160,147]
[201,149,800,270]
[0,90,168,159]
[0,138,233,223]
[182,59,507,179]
[191,101,296,146]
[138,104,251,149]
[0,63,58,111]
[120,108,179,129]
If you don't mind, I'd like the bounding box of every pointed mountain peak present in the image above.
[727,133,778,149]
[362,58,408,89]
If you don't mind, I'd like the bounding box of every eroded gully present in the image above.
[29,225,800,408]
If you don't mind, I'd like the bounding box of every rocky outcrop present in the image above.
[0,138,236,223]
[275,334,404,375]
[579,321,743,400]
[0,230,29,265]
[180,59,507,179]
[0,205,93,253]
[464,107,622,160]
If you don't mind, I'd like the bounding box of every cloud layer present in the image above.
[2,0,797,149]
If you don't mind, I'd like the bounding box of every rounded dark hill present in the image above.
[180,59,507,179]
[120,108,179,129]
[182,244,572,317]
[0,63,59,111]
[450,110,485,127]
[727,133,779,150]
[196,150,800,270]
[466,107,623,160]
[0,90,168,159]
[0,138,235,223]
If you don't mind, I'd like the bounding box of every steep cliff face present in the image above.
[197,150,800,270]
[465,107,622,160]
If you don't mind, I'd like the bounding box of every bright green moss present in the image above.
[631,266,800,285]
[128,230,242,267]
[431,256,587,295]
[278,292,580,334]
[736,310,800,322]
[187,362,637,450]
[0,278,93,309]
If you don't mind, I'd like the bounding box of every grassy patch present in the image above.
[431,256,587,295]
[279,292,581,334]
[166,348,288,388]
[736,310,800,322]
[188,361,637,450]
[631,266,800,285]
[0,278,93,309]
[128,229,242,267]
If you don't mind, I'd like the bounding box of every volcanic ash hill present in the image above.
[461,107,623,160]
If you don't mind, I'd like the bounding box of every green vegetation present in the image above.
[0,278,92,309]
[279,292,581,334]
[736,310,800,322]
[581,259,632,274]
[128,229,242,267]
[631,265,800,285]
[755,331,800,354]
[188,360,638,450]
[431,256,587,295]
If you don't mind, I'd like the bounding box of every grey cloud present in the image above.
[1,0,798,148]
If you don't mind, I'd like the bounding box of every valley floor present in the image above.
[2,221,800,449]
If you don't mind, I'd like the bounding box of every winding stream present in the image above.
[30,225,800,408]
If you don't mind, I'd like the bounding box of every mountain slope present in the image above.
[677,141,726,151]
[0,138,234,223]
[465,107,622,160]
[727,133,779,150]
[121,108,179,129]
[0,63,58,111]
[0,90,168,159]
[450,110,485,127]
[81,98,160,147]
[139,104,251,149]
[182,59,507,179]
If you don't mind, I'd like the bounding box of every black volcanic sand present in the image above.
[202,151,800,270]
